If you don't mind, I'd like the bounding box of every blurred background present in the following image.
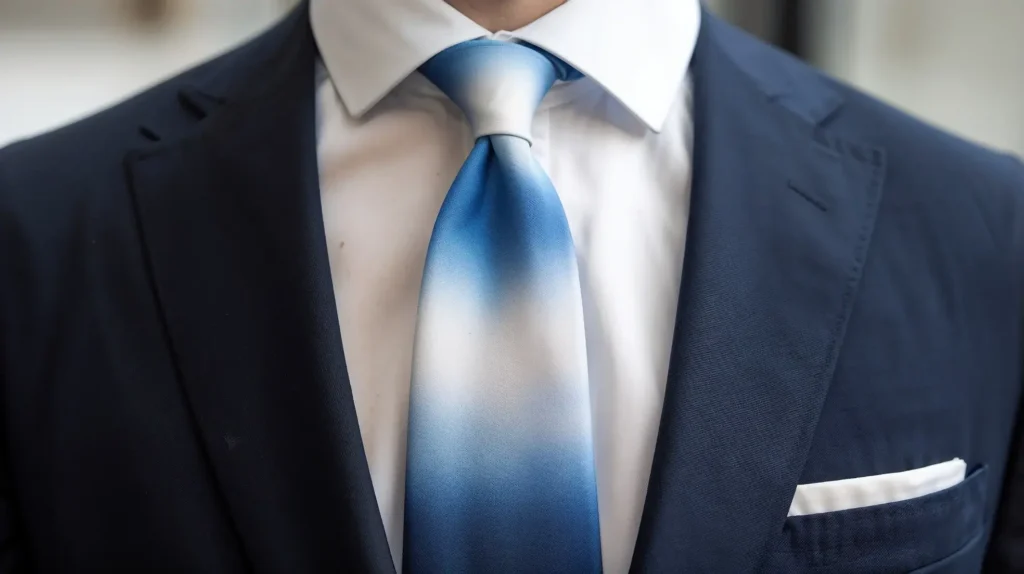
[1,0,1022,155]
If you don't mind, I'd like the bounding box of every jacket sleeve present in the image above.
[0,155,31,573]
[0,463,29,573]
[983,154,1024,572]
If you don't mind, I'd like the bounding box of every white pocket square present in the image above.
[788,458,966,517]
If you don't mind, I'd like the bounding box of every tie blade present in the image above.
[407,42,601,572]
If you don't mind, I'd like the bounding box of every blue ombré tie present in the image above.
[404,39,601,573]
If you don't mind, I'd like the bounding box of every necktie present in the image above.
[403,39,602,573]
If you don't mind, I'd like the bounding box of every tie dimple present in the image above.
[404,39,601,574]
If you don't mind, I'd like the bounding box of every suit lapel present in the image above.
[630,13,886,572]
[125,6,393,572]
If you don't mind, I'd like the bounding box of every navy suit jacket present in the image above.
[2,4,1023,573]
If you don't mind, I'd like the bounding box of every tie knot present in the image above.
[420,39,580,144]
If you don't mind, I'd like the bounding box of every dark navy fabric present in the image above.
[1,3,1023,573]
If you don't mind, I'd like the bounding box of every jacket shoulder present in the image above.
[714,14,1024,268]
[0,10,294,197]
[709,11,1022,197]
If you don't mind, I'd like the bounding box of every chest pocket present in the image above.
[763,465,988,573]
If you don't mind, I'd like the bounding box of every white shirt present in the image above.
[310,0,700,571]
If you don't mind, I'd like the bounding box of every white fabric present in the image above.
[788,458,967,517]
[310,0,700,571]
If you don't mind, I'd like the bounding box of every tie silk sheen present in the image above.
[403,39,602,573]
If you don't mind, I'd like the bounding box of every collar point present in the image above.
[629,96,679,134]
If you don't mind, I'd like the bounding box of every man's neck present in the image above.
[445,0,566,32]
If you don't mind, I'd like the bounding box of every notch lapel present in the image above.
[630,14,886,573]
[125,6,393,573]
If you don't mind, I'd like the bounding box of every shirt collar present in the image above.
[309,0,701,132]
